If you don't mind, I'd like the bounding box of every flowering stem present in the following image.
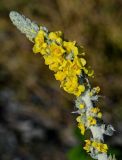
[9,11,117,160]
[77,90,107,160]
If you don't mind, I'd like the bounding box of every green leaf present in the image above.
[67,145,92,160]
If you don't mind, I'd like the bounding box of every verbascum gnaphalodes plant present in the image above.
[9,11,117,160]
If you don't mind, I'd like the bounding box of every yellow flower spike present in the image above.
[33,29,94,96]
[10,11,117,160]
[79,103,85,109]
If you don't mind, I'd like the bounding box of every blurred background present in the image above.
[0,0,122,159]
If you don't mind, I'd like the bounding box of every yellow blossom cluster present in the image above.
[83,140,92,152]
[33,29,93,96]
[90,107,102,119]
[84,140,108,153]
[87,107,102,126]
[87,116,97,126]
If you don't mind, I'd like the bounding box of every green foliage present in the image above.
[67,127,92,160]
[67,145,93,160]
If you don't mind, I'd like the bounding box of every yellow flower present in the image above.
[83,140,91,152]
[70,57,82,75]
[92,142,108,153]
[94,86,100,93]
[100,143,108,153]
[33,30,47,55]
[88,69,94,77]
[55,31,62,37]
[91,107,100,114]
[99,143,108,153]
[90,107,102,118]
[49,42,65,57]
[59,59,81,77]
[97,112,102,118]
[74,85,85,97]
[49,62,60,72]
[92,141,100,150]
[82,67,94,77]
[60,75,85,96]
[85,140,91,145]
[54,71,66,81]
[82,67,88,74]
[76,116,82,122]
[63,41,78,56]
[79,104,85,109]
[48,31,62,43]
[58,59,67,70]
[88,116,96,126]
[44,55,63,72]
[63,76,79,93]
[44,55,54,65]
[78,122,85,135]
[84,140,108,153]
[80,58,86,66]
